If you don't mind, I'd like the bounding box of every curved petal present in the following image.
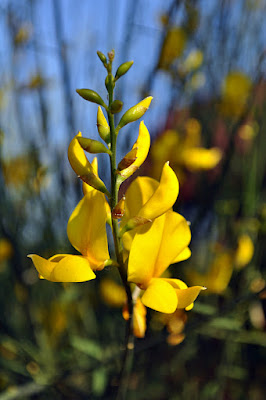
[137,162,179,220]
[68,132,93,177]
[141,278,178,313]
[172,247,191,263]
[119,121,150,179]
[153,211,191,278]
[128,215,165,285]
[67,190,109,268]
[123,176,159,224]
[175,286,205,309]
[163,278,205,309]
[68,133,109,195]
[28,254,56,281]
[121,176,159,251]
[28,254,96,282]
[50,255,96,282]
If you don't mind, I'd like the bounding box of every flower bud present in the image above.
[68,132,110,197]
[105,75,115,92]
[97,107,111,144]
[117,147,138,171]
[76,89,106,108]
[112,196,126,219]
[97,51,107,66]
[117,96,153,131]
[120,216,152,237]
[110,100,123,114]
[77,137,111,155]
[108,49,115,61]
[115,61,134,80]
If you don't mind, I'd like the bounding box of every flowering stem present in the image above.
[106,58,134,399]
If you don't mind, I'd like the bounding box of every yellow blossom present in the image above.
[158,27,187,69]
[150,121,222,181]
[28,189,109,282]
[235,234,254,270]
[188,252,234,294]
[0,239,13,263]
[127,210,204,313]
[117,121,150,181]
[220,71,252,117]
[100,279,127,307]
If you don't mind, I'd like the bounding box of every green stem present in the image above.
[106,60,134,399]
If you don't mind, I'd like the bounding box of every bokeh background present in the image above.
[0,0,266,399]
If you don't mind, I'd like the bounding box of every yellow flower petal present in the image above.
[175,286,205,309]
[128,215,166,285]
[68,133,109,195]
[141,278,178,313]
[28,254,96,282]
[68,132,93,176]
[118,121,150,180]
[172,247,191,263]
[121,176,159,250]
[28,254,56,281]
[67,190,109,268]
[153,211,191,278]
[235,234,254,270]
[182,147,222,171]
[137,162,179,220]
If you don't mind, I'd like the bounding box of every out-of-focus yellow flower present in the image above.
[2,156,32,187]
[28,188,110,282]
[14,25,31,46]
[100,279,126,307]
[117,121,150,181]
[188,252,234,294]
[0,239,13,263]
[182,49,203,73]
[220,71,252,117]
[235,234,254,270]
[181,147,222,171]
[38,301,68,344]
[150,119,222,181]
[158,27,187,69]
[123,299,147,338]
[27,74,46,90]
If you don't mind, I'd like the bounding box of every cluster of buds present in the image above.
[28,50,204,338]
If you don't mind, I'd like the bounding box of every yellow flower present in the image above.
[158,27,187,69]
[28,189,109,282]
[0,239,13,263]
[127,211,204,313]
[120,162,179,239]
[100,279,127,307]
[235,234,254,270]
[117,121,150,181]
[68,132,109,196]
[150,121,222,181]
[188,251,234,294]
[220,71,252,117]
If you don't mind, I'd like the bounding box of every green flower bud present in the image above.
[77,137,111,155]
[117,96,153,131]
[97,51,107,66]
[105,75,115,92]
[110,100,123,114]
[115,61,134,80]
[97,107,111,144]
[76,89,106,108]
